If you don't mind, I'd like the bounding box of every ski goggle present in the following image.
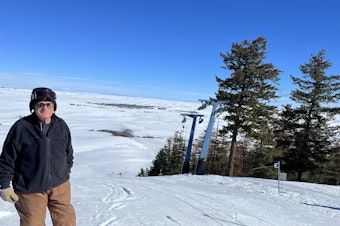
[35,102,54,109]
[31,88,56,102]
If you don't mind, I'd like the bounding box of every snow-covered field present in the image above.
[0,87,339,225]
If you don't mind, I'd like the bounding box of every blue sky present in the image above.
[0,0,339,104]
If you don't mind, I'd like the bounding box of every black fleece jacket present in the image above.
[0,113,74,193]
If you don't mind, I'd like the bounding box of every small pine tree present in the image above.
[205,130,229,175]
[138,168,148,177]
[147,131,186,176]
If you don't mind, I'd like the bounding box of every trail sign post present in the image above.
[274,161,281,193]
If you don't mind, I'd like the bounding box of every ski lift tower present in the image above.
[181,113,204,174]
[195,99,225,175]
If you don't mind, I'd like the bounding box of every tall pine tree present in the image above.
[216,36,281,176]
[279,50,340,181]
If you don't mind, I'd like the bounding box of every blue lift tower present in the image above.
[181,113,204,174]
[195,99,225,175]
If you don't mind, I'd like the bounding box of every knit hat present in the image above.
[30,87,57,111]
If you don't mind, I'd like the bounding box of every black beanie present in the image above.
[29,87,57,111]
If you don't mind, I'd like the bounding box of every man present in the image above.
[0,87,76,226]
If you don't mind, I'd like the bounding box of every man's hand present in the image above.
[0,187,19,203]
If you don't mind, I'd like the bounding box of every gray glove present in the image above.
[0,187,19,203]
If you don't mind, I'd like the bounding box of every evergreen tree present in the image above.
[146,131,186,176]
[279,50,340,181]
[320,145,340,185]
[205,130,229,175]
[138,168,148,177]
[249,113,281,179]
[275,105,301,180]
[216,36,281,176]
[147,148,168,176]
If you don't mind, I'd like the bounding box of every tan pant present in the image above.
[15,181,76,226]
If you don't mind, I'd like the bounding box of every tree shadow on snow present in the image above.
[302,202,340,210]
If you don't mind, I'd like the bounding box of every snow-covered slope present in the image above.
[0,87,339,226]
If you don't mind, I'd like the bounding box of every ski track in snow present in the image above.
[73,176,250,225]
[70,175,340,226]
[1,175,339,226]
[74,179,136,225]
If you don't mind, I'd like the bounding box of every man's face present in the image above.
[34,101,54,122]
